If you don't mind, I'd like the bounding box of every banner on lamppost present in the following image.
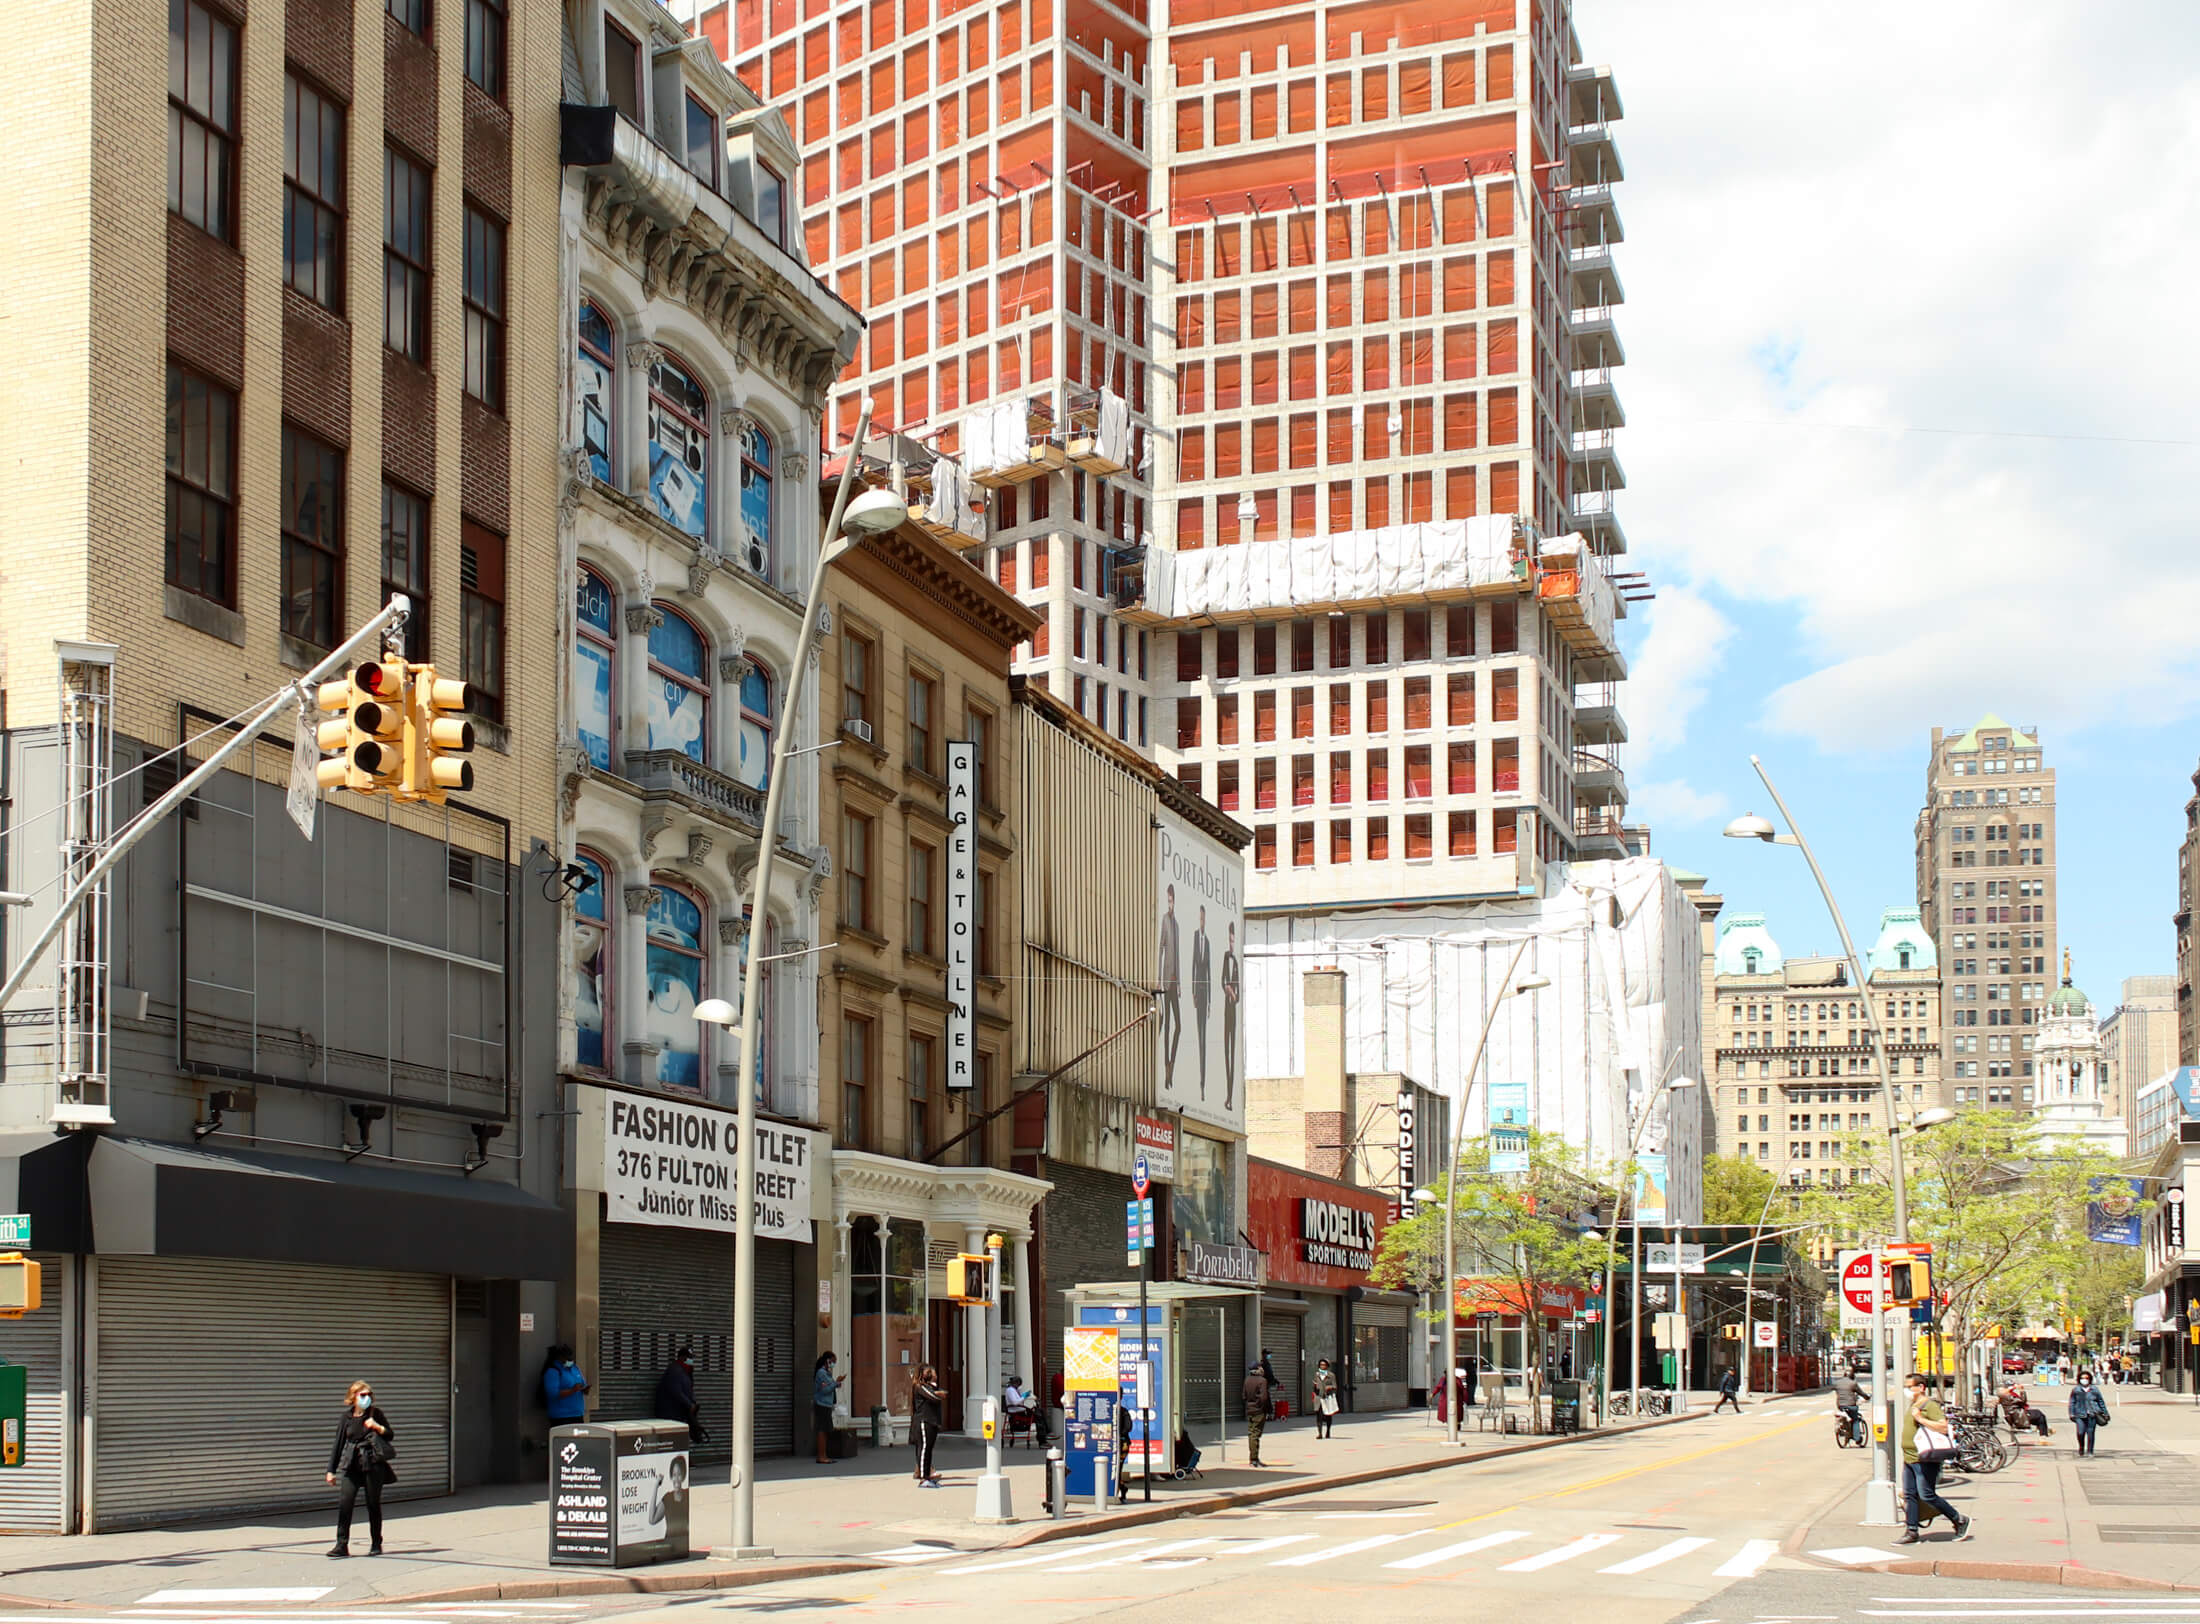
[2086,1176,2144,1246]
[1489,1081,1530,1174]
[944,740,977,1089]
[1634,1153,1669,1226]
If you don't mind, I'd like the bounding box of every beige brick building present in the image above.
[0,0,567,1530]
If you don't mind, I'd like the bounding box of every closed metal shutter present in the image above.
[92,1257,449,1530]
[1178,1295,1245,1444]
[596,1226,797,1462]
[0,1252,67,1532]
[1260,1309,1305,1415]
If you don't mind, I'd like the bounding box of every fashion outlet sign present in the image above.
[602,1091,821,1241]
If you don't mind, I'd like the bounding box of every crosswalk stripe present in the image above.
[1383,1530,1533,1570]
[1270,1532,1416,1566]
[1599,1536,1714,1575]
[1212,1536,1317,1557]
[1500,1533,1625,1572]
[1715,1538,1782,1577]
[1054,1538,1215,1571]
[939,1537,1150,1574]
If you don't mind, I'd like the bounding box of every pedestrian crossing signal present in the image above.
[0,1253,41,1318]
[1721,1323,1742,1341]
[946,1254,993,1306]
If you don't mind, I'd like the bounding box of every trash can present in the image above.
[1550,1379,1583,1435]
[549,1421,693,1568]
[871,1405,890,1448]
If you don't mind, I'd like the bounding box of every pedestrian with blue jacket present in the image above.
[542,1345,589,1424]
[2069,1369,2109,1457]
[813,1352,845,1463]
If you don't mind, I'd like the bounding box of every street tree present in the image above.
[1371,1127,1610,1384]
[1702,1152,1778,1225]
[1800,1109,2120,1389]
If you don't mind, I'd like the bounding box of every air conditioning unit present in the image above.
[842,717,874,745]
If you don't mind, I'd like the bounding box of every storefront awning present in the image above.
[1072,1280,1259,1304]
[87,1135,570,1279]
[0,1130,93,1253]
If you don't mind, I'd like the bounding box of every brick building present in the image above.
[0,0,567,1530]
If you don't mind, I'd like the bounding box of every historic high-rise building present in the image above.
[1915,716,2058,1111]
[2101,974,2180,1129]
[1704,909,1944,1179]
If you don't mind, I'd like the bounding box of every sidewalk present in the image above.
[0,1393,1758,1606]
[1795,1383,2200,1590]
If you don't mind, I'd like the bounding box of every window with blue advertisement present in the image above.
[1077,1305,1168,1473]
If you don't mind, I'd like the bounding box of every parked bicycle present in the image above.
[1947,1407,2013,1474]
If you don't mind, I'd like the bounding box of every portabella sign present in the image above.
[1299,1197,1379,1270]
[601,1091,819,1242]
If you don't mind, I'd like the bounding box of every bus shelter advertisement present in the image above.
[599,1089,820,1242]
[1154,813,1246,1134]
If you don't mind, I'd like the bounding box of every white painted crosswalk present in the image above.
[889,1520,1789,1586]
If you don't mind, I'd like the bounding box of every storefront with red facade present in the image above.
[1247,1158,1411,1416]
[1453,1277,1590,1394]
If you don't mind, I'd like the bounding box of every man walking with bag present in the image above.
[1242,1362,1270,1466]
[1312,1359,1340,1439]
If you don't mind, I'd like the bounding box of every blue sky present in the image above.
[1574,0,2200,1006]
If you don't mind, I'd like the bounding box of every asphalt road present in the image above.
[616,1404,1849,1623]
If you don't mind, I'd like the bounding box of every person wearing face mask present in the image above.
[2068,1368,2110,1457]
[325,1380,396,1557]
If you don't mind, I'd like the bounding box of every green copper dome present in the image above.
[2048,949,2089,1014]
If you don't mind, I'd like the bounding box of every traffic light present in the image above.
[400,664,475,803]
[1721,1323,1742,1341]
[316,661,407,794]
[1886,1251,1932,1308]
[0,1253,41,1318]
[946,1254,993,1305]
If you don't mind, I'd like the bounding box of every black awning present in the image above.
[0,1130,93,1254]
[88,1135,570,1280]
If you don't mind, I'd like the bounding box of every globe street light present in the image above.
[701,401,905,1559]
[1725,755,1925,1526]
[1435,938,1550,1447]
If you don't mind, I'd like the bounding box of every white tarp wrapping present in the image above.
[963,400,1029,478]
[1539,536,1618,653]
[1096,390,1131,467]
[1241,856,1704,1221]
[1146,518,1535,619]
[924,455,976,538]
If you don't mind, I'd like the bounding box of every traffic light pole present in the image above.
[716,407,876,1559]
[0,596,413,1019]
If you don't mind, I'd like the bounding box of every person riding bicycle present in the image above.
[1832,1368,1865,1420]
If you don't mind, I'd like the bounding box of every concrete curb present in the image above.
[1832,1557,2200,1592]
[370,1559,881,1605]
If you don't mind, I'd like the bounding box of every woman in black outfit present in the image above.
[325,1379,396,1556]
[910,1364,947,1487]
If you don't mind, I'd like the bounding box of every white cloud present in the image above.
[1630,777,1728,831]
[1620,584,1734,769]
[1575,0,2200,754]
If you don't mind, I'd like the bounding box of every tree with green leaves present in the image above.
[1798,1109,2124,1391]
[1370,1126,1610,1388]
[1702,1152,1778,1226]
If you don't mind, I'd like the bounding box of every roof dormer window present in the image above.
[685,93,720,191]
[754,161,786,247]
[605,21,643,124]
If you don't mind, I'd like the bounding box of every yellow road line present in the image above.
[1431,1413,1822,1530]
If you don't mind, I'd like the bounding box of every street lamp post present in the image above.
[1431,938,1550,1448]
[1597,1064,1695,1427]
[1726,755,1950,1526]
[694,403,905,1558]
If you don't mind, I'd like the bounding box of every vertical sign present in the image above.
[1395,1087,1417,1218]
[1489,1081,1530,1174]
[1635,1152,1669,1226]
[945,740,977,1089]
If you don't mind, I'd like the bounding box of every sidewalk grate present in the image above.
[2097,1525,2200,1543]
[2076,1453,2200,1506]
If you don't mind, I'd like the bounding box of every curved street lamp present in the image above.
[1596,1067,1696,1427]
[696,402,906,1558]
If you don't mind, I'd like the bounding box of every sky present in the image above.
[1573,0,2200,1007]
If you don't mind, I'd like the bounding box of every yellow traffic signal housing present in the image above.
[1887,1253,1933,1308]
[1721,1323,1742,1341]
[0,1254,42,1318]
[946,1254,993,1306]
[316,661,407,794]
[401,664,476,804]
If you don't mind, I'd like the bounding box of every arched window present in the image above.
[577,300,616,484]
[570,849,610,1071]
[644,880,707,1090]
[647,351,710,538]
[647,607,709,762]
[738,421,773,574]
[1742,949,1760,975]
[576,566,617,770]
[736,660,773,791]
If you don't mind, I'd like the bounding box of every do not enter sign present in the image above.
[1839,1249,1885,1326]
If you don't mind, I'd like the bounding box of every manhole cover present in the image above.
[2098,1526,2200,1544]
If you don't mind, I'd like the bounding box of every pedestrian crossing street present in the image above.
[863,1525,1791,1585]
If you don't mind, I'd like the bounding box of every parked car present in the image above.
[2001,1353,2030,1375]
